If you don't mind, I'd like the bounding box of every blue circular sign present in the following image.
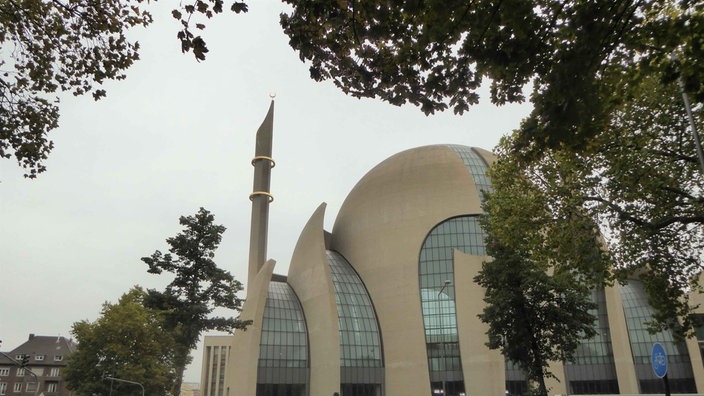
[652,342,668,378]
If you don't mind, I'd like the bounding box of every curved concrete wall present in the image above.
[454,249,505,396]
[288,203,341,396]
[225,259,276,396]
[331,145,485,396]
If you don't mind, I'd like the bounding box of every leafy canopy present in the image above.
[64,287,177,396]
[280,0,703,153]
[475,240,598,396]
[0,0,151,178]
[476,132,609,394]
[142,207,250,395]
[170,0,249,61]
[1,0,248,177]
[484,73,704,337]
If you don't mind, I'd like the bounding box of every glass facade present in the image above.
[504,359,528,396]
[564,288,619,394]
[693,313,704,363]
[417,147,491,396]
[619,280,696,393]
[242,143,704,395]
[419,216,486,396]
[327,251,384,396]
[447,145,492,200]
[257,281,309,396]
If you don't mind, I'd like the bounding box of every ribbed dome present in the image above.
[331,145,495,253]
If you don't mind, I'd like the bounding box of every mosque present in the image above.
[200,102,704,396]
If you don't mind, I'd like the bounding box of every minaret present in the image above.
[248,100,275,288]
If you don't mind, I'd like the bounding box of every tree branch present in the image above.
[583,195,704,229]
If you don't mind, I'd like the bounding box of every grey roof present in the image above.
[6,334,76,366]
[0,353,14,365]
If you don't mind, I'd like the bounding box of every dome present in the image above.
[325,144,497,396]
[331,144,495,262]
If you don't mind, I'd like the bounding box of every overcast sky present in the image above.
[0,1,532,383]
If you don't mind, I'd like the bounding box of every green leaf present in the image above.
[231,2,248,13]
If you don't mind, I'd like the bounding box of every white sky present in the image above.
[0,1,532,384]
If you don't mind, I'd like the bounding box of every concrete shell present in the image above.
[330,145,497,396]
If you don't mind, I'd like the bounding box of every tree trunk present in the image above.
[172,352,189,396]
[527,325,548,396]
[172,363,185,396]
[536,371,548,396]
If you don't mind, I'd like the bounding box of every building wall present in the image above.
[331,145,485,396]
[454,250,506,396]
[181,382,201,396]
[201,336,231,396]
[218,144,704,396]
[0,334,74,396]
[288,203,340,396]
[224,259,276,396]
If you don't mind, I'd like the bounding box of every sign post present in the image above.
[652,342,671,396]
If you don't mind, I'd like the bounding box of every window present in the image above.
[0,369,8,377]
[49,368,59,377]
[13,356,22,361]
[34,355,44,362]
[31,368,43,376]
[46,383,57,393]
[0,382,6,395]
[13,383,21,393]
[620,281,697,393]
[15,368,24,377]
[53,355,63,362]
[26,383,37,393]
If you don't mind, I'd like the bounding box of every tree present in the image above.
[475,131,608,395]
[64,287,177,396]
[484,73,704,336]
[475,240,598,396]
[169,0,249,61]
[1,0,151,178]
[279,0,703,153]
[1,0,247,177]
[142,207,250,396]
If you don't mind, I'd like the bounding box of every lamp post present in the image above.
[438,280,452,396]
[25,367,39,396]
[671,53,704,175]
[677,77,704,175]
[103,376,145,396]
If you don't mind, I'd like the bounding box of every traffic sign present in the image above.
[652,342,668,378]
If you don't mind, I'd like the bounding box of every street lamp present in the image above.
[671,52,704,174]
[438,280,452,396]
[103,376,145,396]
